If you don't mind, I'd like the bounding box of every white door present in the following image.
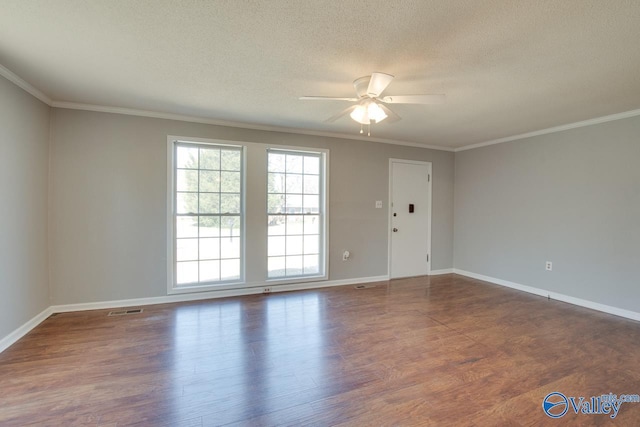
[389,160,431,279]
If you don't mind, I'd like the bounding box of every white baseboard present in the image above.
[5,271,638,355]
[430,268,454,275]
[453,269,640,322]
[50,275,390,313]
[1,275,389,354]
[0,306,54,353]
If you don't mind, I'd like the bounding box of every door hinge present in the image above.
[427,254,429,262]
[428,174,431,182]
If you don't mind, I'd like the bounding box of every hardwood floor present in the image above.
[1,274,640,426]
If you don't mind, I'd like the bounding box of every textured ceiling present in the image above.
[1,0,640,149]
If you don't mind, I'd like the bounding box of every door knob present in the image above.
[393,228,398,232]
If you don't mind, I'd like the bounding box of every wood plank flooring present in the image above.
[1,274,640,426]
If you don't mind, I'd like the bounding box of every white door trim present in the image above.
[387,159,433,278]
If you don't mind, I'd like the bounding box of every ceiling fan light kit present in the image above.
[300,72,445,136]
[350,99,388,125]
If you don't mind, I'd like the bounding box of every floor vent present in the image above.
[108,308,144,316]
[354,284,377,289]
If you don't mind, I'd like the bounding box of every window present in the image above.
[267,149,326,279]
[168,137,328,294]
[171,141,243,288]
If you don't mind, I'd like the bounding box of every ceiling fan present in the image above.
[300,72,445,135]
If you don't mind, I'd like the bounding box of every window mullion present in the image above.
[196,149,200,283]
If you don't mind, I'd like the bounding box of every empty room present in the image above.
[2,1,640,425]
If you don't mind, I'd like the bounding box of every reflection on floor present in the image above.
[1,274,640,425]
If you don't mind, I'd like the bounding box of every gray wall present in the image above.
[50,109,454,305]
[454,115,640,312]
[0,76,51,339]
[4,68,639,338]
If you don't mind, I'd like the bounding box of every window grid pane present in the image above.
[174,143,243,286]
[267,150,324,279]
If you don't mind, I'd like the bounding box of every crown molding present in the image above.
[5,62,638,153]
[52,101,455,152]
[455,108,640,152]
[50,101,640,154]
[0,64,52,106]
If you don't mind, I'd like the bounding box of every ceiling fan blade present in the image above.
[299,96,359,101]
[367,72,394,97]
[376,102,401,123]
[380,94,446,104]
[325,105,358,123]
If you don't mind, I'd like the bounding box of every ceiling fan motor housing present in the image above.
[353,76,372,98]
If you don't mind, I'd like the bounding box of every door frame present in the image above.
[387,159,433,279]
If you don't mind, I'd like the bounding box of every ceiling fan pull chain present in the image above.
[360,123,363,134]
[368,123,371,137]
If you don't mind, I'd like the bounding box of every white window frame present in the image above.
[167,136,246,294]
[265,146,329,284]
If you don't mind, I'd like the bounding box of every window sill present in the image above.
[168,280,246,295]
[265,274,328,286]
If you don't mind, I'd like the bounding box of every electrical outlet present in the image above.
[342,250,350,261]
[375,200,383,209]
[545,261,553,271]
[263,287,272,294]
